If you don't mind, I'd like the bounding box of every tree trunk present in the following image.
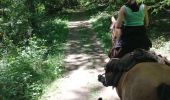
[25,0,37,31]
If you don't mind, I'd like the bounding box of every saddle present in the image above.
[98,49,170,87]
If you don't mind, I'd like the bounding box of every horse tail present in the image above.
[157,83,170,100]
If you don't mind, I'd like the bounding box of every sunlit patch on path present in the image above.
[40,18,120,100]
[68,21,92,28]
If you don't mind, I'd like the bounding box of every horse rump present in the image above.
[157,83,170,100]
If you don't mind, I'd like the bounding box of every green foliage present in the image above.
[105,4,117,13]
[0,35,66,99]
[79,0,110,6]
[90,12,112,52]
[1,0,29,44]
[38,19,68,43]
[37,18,68,56]
[149,0,170,14]
[41,0,65,14]
[149,10,170,48]
[0,0,69,99]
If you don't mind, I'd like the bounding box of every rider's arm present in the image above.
[116,6,125,29]
[144,5,149,27]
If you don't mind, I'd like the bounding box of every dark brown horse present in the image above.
[113,62,170,100]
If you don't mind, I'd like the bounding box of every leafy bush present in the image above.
[90,12,112,52]
[0,36,66,100]
[38,18,68,55]
[38,19,68,43]
[0,16,68,99]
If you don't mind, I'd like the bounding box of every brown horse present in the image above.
[108,16,121,58]
[114,62,170,100]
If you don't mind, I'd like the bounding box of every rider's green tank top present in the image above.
[124,4,145,26]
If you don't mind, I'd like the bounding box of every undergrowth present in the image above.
[90,12,112,53]
[0,18,68,100]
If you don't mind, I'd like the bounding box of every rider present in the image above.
[112,0,152,58]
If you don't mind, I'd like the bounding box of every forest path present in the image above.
[40,12,120,100]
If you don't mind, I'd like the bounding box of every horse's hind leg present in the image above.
[157,83,170,100]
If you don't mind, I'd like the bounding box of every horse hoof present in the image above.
[98,97,102,100]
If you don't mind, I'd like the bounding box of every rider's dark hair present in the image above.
[125,1,142,12]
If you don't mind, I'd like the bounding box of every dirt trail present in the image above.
[40,16,120,100]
